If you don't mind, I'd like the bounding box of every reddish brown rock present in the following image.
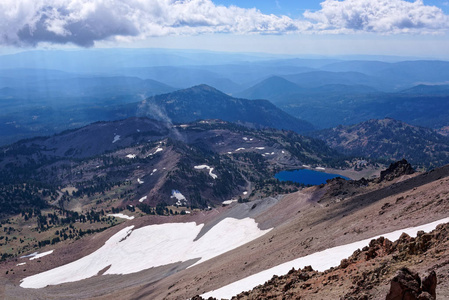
[421,271,437,299]
[386,268,437,300]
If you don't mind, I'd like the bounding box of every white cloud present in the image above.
[0,0,447,47]
[0,0,304,47]
[304,0,449,34]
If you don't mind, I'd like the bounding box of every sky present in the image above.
[0,0,449,58]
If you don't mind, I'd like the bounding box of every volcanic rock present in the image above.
[379,159,415,182]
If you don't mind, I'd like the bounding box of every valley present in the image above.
[1,48,449,300]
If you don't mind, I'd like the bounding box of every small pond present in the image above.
[274,169,350,186]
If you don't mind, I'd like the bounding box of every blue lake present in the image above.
[274,169,350,185]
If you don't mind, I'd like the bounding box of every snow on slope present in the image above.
[112,135,120,144]
[222,199,237,205]
[171,190,186,203]
[20,218,270,289]
[29,250,54,261]
[202,217,449,299]
[107,214,135,220]
[194,165,218,179]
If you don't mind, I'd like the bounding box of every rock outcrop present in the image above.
[386,268,437,300]
[379,159,415,182]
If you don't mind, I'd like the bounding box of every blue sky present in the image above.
[0,0,449,58]
[213,0,449,14]
[212,0,319,16]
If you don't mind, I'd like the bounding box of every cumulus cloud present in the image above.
[0,0,448,47]
[305,0,449,34]
[0,0,305,47]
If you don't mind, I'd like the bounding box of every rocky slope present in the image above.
[313,118,449,169]
[195,221,449,300]
[2,161,449,299]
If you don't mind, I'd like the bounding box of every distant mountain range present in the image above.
[313,118,449,169]
[1,49,449,144]
[238,75,449,130]
[236,75,378,101]
[0,68,176,100]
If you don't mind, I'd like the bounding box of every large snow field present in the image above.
[202,217,449,299]
[20,218,270,289]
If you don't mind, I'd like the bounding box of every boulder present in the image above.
[386,268,437,300]
[421,271,437,298]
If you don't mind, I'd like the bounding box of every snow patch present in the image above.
[222,199,237,205]
[126,154,136,159]
[243,191,248,195]
[108,214,135,220]
[145,147,164,158]
[112,135,121,144]
[171,190,187,203]
[235,148,245,152]
[202,217,449,299]
[20,218,270,289]
[194,165,218,179]
[138,196,147,203]
[29,250,54,261]
[17,262,26,266]
[150,169,157,175]
[243,137,248,141]
[175,191,188,206]
[316,167,326,170]
[137,178,144,184]
[255,147,265,150]
[20,252,38,259]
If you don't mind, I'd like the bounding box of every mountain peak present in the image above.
[140,85,314,133]
[181,84,227,94]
